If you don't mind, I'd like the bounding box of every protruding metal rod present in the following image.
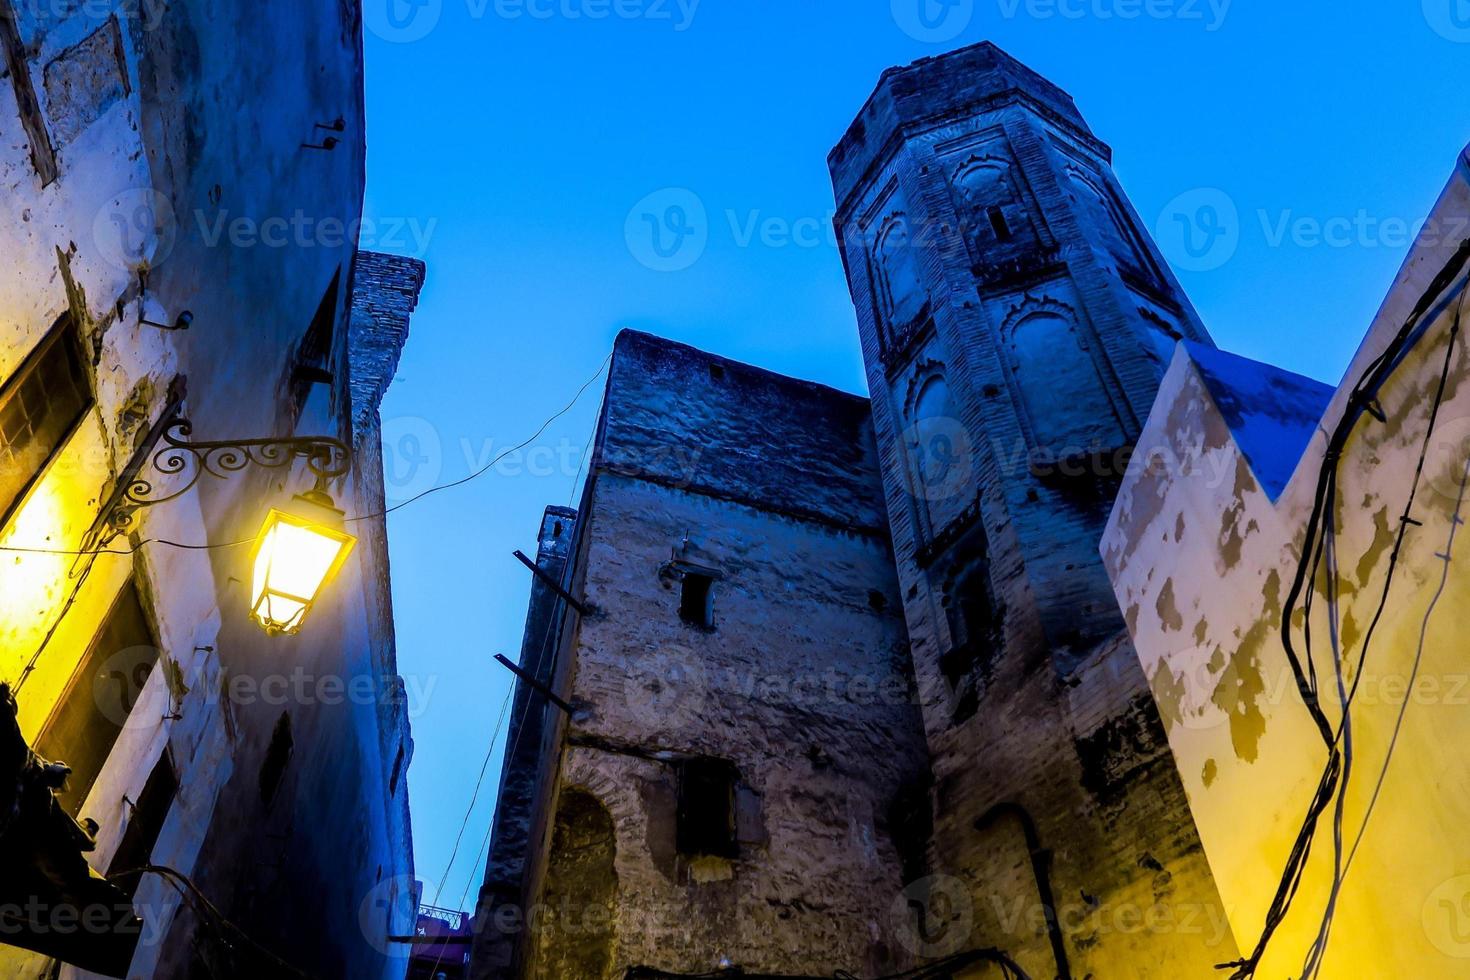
[513,549,589,616]
[494,654,573,716]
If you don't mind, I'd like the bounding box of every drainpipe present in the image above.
[975,802,1072,980]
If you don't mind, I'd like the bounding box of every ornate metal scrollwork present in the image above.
[107,419,353,536]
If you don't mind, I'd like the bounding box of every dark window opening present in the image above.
[676,758,738,859]
[679,573,714,629]
[987,205,1012,242]
[289,270,341,420]
[35,581,158,818]
[867,590,888,612]
[887,775,935,886]
[709,363,726,381]
[941,561,1001,725]
[109,750,178,899]
[259,711,294,805]
[0,315,92,530]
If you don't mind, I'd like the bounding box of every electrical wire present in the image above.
[424,551,576,978]
[0,351,614,559]
[110,864,319,979]
[428,685,513,908]
[2,351,612,694]
[1222,240,1470,979]
[1343,453,1470,875]
[12,557,96,694]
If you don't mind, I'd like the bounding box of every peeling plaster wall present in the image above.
[1103,147,1470,976]
[1,2,413,977]
[486,332,930,978]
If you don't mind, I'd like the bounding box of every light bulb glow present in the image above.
[248,495,355,635]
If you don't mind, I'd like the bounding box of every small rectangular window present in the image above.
[987,205,1013,242]
[35,581,158,818]
[679,573,714,629]
[676,758,738,859]
[0,316,93,529]
[109,750,179,899]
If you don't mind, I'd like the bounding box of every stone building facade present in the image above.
[1,2,419,977]
[1103,144,1470,977]
[474,333,928,978]
[473,43,1234,980]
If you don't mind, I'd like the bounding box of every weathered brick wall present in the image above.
[349,250,426,434]
[828,42,1234,978]
[493,331,931,978]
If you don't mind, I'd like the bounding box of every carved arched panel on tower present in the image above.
[1000,296,1127,456]
[949,153,1041,265]
[1063,161,1156,278]
[867,210,930,352]
[898,362,974,538]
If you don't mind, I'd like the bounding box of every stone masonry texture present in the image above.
[473,41,1237,980]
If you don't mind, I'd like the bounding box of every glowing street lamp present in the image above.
[249,488,356,636]
[99,395,359,637]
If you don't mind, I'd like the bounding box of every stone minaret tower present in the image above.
[830,44,1235,977]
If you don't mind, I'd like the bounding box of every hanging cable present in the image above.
[110,864,320,979]
[422,556,574,978]
[1222,239,1470,979]
[1343,453,1470,875]
[1,351,612,693]
[0,351,613,559]
[427,685,513,909]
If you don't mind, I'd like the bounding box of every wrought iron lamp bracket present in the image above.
[107,417,353,536]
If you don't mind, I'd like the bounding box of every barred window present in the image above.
[0,317,92,528]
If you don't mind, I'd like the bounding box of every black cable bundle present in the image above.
[1221,238,1470,980]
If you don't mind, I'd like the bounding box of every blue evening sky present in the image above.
[361,0,1469,907]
